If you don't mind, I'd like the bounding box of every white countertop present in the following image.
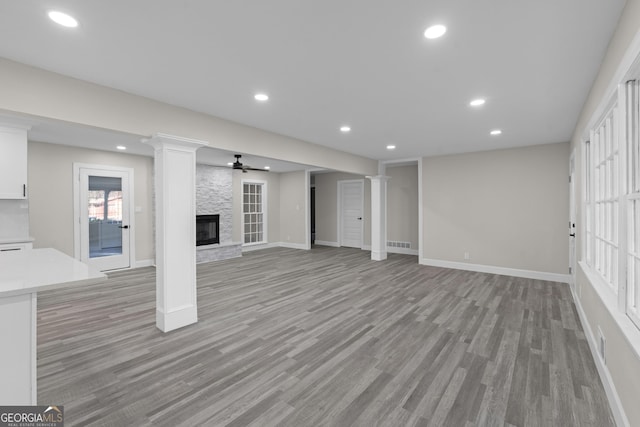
[0,248,106,297]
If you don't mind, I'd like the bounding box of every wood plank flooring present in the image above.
[37,247,615,426]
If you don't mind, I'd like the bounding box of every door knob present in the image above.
[569,233,575,237]
[118,225,130,229]
[357,217,362,220]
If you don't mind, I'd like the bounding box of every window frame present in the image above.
[625,80,640,328]
[582,80,640,331]
[628,192,640,327]
[584,104,621,295]
[241,179,267,246]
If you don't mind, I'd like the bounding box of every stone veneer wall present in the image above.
[196,164,233,243]
[195,164,241,262]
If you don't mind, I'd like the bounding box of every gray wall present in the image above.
[422,142,569,274]
[570,0,640,423]
[387,165,419,251]
[28,141,154,262]
[279,170,308,246]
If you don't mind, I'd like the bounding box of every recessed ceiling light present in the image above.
[386,145,396,150]
[227,162,233,166]
[264,166,270,170]
[490,129,502,135]
[254,93,269,101]
[424,25,446,39]
[469,98,486,107]
[116,145,127,150]
[48,11,78,28]
[340,126,351,133]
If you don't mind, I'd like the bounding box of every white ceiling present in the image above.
[0,0,627,165]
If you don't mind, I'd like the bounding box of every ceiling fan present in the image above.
[231,154,268,173]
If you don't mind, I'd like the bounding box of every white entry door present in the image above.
[75,165,132,271]
[339,180,364,248]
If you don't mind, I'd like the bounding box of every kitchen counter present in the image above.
[0,248,107,405]
[0,247,105,297]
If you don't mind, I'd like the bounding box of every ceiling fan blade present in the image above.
[230,154,268,172]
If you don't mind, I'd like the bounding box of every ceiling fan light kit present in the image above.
[232,154,268,173]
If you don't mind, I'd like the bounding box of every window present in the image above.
[626,80,640,327]
[585,141,592,265]
[242,181,266,244]
[586,104,620,292]
[583,80,640,330]
[87,190,123,222]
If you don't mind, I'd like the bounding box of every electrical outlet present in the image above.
[464,251,470,260]
[597,326,606,364]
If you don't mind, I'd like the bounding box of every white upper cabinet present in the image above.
[0,126,28,199]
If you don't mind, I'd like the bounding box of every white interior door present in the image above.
[76,166,132,271]
[339,180,364,248]
[569,151,576,286]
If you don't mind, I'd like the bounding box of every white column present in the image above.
[367,175,390,261]
[145,133,207,332]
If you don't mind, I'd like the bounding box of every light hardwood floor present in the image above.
[37,247,614,426]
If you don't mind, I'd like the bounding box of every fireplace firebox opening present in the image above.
[196,214,219,246]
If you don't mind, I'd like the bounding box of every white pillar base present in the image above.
[156,305,198,333]
[371,250,388,261]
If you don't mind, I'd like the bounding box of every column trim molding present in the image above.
[145,134,205,332]
[367,175,390,262]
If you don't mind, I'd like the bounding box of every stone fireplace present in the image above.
[195,165,242,263]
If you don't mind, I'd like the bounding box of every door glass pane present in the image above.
[88,176,123,258]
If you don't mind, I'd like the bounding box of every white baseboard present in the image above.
[420,258,571,283]
[314,240,339,247]
[388,247,419,256]
[278,242,309,250]
[156,305,198,333]
[311,242,418,256]
[242,242,280,252]
[571,286,630,427]
[135,259,155,268]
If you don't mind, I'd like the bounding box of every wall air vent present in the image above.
[387,241,411,249]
